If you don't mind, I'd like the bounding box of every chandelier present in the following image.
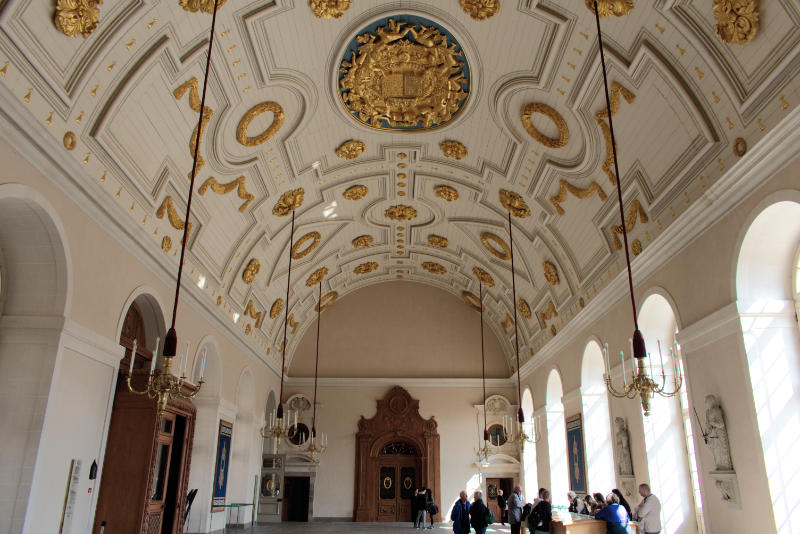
[304,281,328,461]
[591,0,683,415]
[126,0,222,418]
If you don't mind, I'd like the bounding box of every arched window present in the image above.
[736,200,800,534]
[546,370,568,506]
[581,340,614,494]
[639,294,703,534]
[521,388,538,499]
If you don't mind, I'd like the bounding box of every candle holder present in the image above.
[304,429,328,462]
[503,414,540,452]
[260,408,297,449]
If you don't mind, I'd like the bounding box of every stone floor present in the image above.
[251,522,513,533]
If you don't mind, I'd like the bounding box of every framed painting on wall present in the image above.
[212,420,233,511]
[566,414,587,493]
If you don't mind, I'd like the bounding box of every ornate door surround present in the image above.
[353,386,440,522]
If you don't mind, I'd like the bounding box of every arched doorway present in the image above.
[93,296,197,534]
[353,386,440,522]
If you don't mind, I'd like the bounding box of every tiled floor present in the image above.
[252,522,513,533]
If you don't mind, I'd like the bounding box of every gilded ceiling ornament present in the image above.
[244,300,264,328]
[179,0,228,13]
[499,189,531,218]
[306,267,328,286]
[434,185,459,202]
[631,239,643,256]
[54,0,101,38]
[500,314,514,334]
[245,324,252,335]
[480,232,511,260]
[199,176,254,212]
[236,102,284,147]
[352,235,373,247]
[288,314,299,334]
[156,196,192,237]
[272,188,305,216]
[472,266,495,287]
[538,300,558,329]
[422,262,447,274]
[610,199,648,249]
[242,259,261,284]
[354,261,379,275]
[543,261,560,286]
[440,140,468,160]
[161,235,172,253]
[338,16,470,131]
[310,0,351,18]
[385,205,418,221]
[579,297,585,308]
[270,298,284,319]
[459,0,500,20]
[518,298,532,319]
[595,82,635,186]
[343,184,368,200]
[550,179,607,216]
[316,291,338,312]
[733,137,747,157]
[336,140,366,160]
[292,231,322,259]
[585,0,633,17]
[63,131,77,150]
[521,103,570,149]
[174,77,214,177]
[462,291,483,311]
[550,324,557,336]
[714,0,759,44]
[428,235,449,248]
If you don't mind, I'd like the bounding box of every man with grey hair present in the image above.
[567,491,587,514]
[450,490,470,534]
[508,485,524,534]
[632,483,661,534]
[469,490,490,534]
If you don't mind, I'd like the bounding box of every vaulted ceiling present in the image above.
[1,0,798,375]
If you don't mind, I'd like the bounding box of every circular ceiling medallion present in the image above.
[480,232,510,260]
[462,291,483,311]
[499,189,531,218]
[337,15,470,131]
[292,231,321,259]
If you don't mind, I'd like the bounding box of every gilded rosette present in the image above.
[518,299,532,319]
[270,299,284,319]
[343,185,368,200]
[273,188,305,216]
[352,235,374,247]
[585,0,633,17]
[434,185,459,202]
[54,0,102,38]
[310,0,352,19]
[354,261,379,274]
[422,262,446,274]
[459,0,499,21]
[242,259,261,284]
[440,140,468,160]
[472,266,495,287]
[179,0,228,13]
[713,0,758,43]
[336,140,366,160]
[499,189,531,218]
[543,261,559,286]
[384,205,418,221]
[428,235,449,248]
[306,267,328,286]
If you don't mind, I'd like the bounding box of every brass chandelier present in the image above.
[592,0,682,416]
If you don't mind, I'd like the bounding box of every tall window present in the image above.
[581,341,614,494]
[639,293,701,534]
[546,370,568,507]
[736,201,800,534]
[522,388,538,499]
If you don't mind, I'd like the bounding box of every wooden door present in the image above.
[377,459,418,521]
[487,478,501,521]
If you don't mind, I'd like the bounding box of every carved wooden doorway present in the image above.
[354,387,440,522]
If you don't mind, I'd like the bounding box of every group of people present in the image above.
[447,483,662,534]
[412,488,438,530]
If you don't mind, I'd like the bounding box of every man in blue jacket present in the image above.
[450,490,471,534]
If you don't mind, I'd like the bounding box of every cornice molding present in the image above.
[675,302,740,354]
[285,376,515,389]
[518,104,800,381]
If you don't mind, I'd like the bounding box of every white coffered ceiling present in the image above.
[1,0,798,374]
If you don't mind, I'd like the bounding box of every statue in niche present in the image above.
[704,394,733,471]
[614,417,634,476]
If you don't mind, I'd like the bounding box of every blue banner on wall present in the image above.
[566,415,587,494]
[212,420,233,510]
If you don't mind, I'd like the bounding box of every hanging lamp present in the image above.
[304,280,328,461]
[592,0,683,416]
[475,282,491,465]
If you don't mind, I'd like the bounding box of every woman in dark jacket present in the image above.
[528,489,552,534]
[469,490,490,534]
[425,488,437,529]
[611,488,632,517]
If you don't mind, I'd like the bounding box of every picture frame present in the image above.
[566,414,587,493]
[212,420,233,511]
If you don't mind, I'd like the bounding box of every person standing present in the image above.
[568,491,587,514]
[469,490,490,534]
[414,488,427,529]
[508,485,524,534]
[632,483,662,534]
[528,489,552,534]
[611,488,632,518]
[594,492,630,534]
[426,488,438,530]
[450,490,471,534]
[496,488,508,525]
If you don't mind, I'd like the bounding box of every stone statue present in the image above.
[614,417,634,476]
[705,394,733,470]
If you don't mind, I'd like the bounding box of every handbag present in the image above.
[485,507,495,524]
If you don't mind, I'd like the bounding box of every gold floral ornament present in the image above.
[338,17,470,130]
[179,0,228,13]
[434,185,459,202]
[631,239,642,256]
[422,262,447,274]
[714,0,758,44]
[55,0,101,38]
[242,259,261,284]
[538,300,558,329]
[316,291,338,311]
[462,291,483,311]
[610,199,648,249]
[521,103,569,149]
[270,298,284,319]
[292,231,321,259]
[473,266,495,287]
[499,189,531,218]
[236,102,284,147]
[161,235,172,253]
[336,140,366,160]
[585,0,633,17]
[354,261,379,275]
[518,298,532,319]
[440,140,468,160]
[310,0,351,19]
[385,205,418,221]
[480,232,511,260]
[306,267,328,286]
[352,235,373,247]
[428,235,448,248]
[459,0,499,20]
[550,179,607,216]
[543,261,559,286]
[343,185,368,200]
[272,188,305,216]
